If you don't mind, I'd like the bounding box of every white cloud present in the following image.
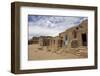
[28,16,87,39]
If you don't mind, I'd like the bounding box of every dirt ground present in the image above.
[28,44,88,60]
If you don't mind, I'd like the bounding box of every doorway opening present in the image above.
[82,33,87,46]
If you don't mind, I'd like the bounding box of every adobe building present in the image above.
[39,36,52,46]
[28,37,39,45]
[29,19,88,52]
[49,36,63,51]
[59,19,88,49]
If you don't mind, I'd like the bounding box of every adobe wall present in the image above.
[59,19,88,48]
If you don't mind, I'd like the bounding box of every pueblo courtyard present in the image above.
[28,19,88,60]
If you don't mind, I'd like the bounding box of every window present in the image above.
[65,35,67,40]
[76,27,79,30]
[72,30,77,38]
[54,40,55,44]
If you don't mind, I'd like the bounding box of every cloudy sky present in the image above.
[28,15,87,40]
